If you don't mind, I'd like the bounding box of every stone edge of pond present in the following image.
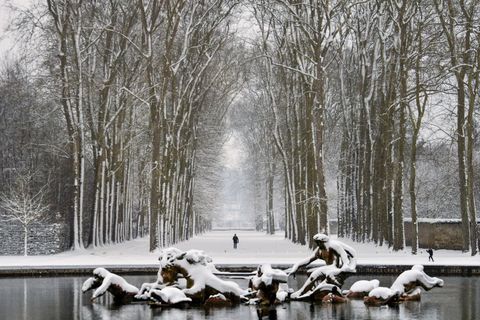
[0,264,479,277]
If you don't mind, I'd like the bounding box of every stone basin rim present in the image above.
[0,264,479,277]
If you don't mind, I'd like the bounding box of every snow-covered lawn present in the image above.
[0,230,478,268]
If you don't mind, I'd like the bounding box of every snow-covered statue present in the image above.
[136,247,184,299]
[82,268,139,304]
[248,264,289,305]
[320,286,349,304]
[363,286,400,306]
[149,248,248,303]
[143,287,192,306]
[364,265,444,306]
[344,279,380,299]
[158,247,195,287]
[289,233,357,300]
[82,267,193,307]
[392,265,444,300]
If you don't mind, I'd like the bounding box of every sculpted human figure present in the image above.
[364,265,444,306]
[249,264,288,305]
[289,233,357,299]
[140,248,247,304]
[82,268,139,304]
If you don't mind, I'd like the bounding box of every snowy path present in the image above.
[0,230,479,268]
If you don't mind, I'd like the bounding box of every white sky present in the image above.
[0,0,32,57]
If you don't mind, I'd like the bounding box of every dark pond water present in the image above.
[0,274,478,320]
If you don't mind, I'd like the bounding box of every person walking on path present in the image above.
[232,234,239,249]
[427,248,434,262]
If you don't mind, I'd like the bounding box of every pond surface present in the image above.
[0,274,478,320]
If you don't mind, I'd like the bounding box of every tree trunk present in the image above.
[409,129,419,255]
[466,77,477,255]
[456,76,470,252]
[267,157,275,235]
[24,226,28,256]
[393,14,408,251]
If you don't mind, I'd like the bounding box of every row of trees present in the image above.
[0,61,70,255]
[334,0,479,254]
[44,0,246,251]
[241,0,479,253]
[242,0,336,247]
[1,0,478,254]
[1,0,246,252]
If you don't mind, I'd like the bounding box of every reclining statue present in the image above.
[139,248,248,304]
[392,265,444,300]
[82,268,139,304]
[364,265,444,306]
[136,247,186,299]
[83,248,247,306]
[288,233,357,300]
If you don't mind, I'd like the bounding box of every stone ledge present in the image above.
[0,264,478,277]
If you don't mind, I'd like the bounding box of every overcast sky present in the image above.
[0,1,13,55]
[0,0,32,57]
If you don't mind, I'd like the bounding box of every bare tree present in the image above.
[0,171,50,256]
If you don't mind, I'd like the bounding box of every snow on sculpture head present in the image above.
[82,277,98,292]
[313,233,330,243]
[93,267,110,278]
[158,248,214,270]
[411,264,424,272]
[157,248,184,284]
[176,249,213,266]
[158,247,183,268]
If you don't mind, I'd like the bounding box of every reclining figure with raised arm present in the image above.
[82,268,139,304]
[364,264,444,306]
[137,248,247,304]
[289,233,357,300]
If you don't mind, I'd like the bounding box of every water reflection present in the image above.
[0,275,478,320]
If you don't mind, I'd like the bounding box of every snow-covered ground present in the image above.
[0,230,478,268]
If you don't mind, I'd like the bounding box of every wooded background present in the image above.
[0,0,478,255]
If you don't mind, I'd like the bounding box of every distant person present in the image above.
[427,248,434,262]
[232,234,239,249]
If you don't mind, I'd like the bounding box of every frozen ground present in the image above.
[0,230,478,268]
